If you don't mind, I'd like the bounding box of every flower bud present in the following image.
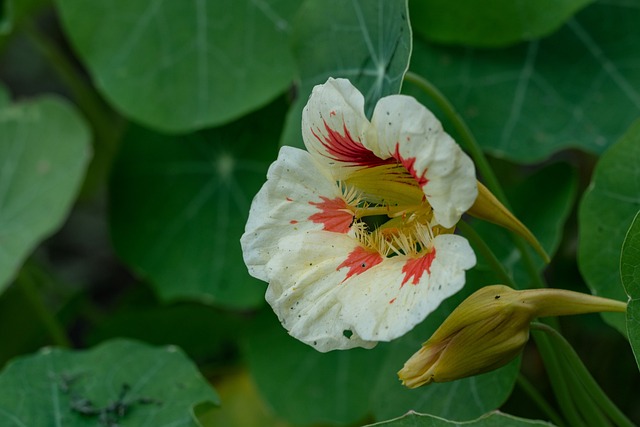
[398,285,626,388]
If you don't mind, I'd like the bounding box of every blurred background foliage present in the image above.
[1,0,639,425]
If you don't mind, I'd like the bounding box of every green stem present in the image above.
[532,323,636,427]
[16,268,71,348]
[516,374,567,427]
[457,220,516,288]
[531,331,585,427]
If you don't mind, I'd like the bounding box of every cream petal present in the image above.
[265,231,377,352]
[367,95,477,229]
[241,146,350,282]
[337,234,476,342]
[302,78,389,179]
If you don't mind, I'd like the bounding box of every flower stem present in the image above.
[16,266,71,348]
[516,374,567,427]
[532,323,636,427]
[457,220,516,288]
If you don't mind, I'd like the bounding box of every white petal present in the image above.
[302,78,388,179]
[367,95,477,228]
[241,146,349,282]
[265,231,377,352]
[337,234,476,341]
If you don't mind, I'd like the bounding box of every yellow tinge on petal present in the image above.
[467,181,550,263]
[398,285,627,388]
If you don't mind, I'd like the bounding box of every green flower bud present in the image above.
[398,285,626,388]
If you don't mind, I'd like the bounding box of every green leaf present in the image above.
[280,0,412,148]
[410,0,592,47]
[245,282,518,426]
[109,100,284,308]
[621,211,640,370]
[467,162,578,288]
[0,0,48,34]
[0,96,91,292]
[55,0,298,133]
[406,2,640,163]
[367,410,553,426]
[0,339,219,426]
[579,119,640,335]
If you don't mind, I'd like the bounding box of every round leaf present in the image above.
[407,2,640,162]
[109,102,282,308]
[622,211,640,370]
[410,0,591,47]
[280,0,412,148]
[0,96,91,291]
[55,0,298,133]
[579,119,640,335]
[367,410,553,426]
[0,339,219,426]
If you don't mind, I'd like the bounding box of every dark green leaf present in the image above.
[55,0,298,133]
[0,339,219,426]
[410,0,592,47]
[621,211,640,370]
[109,100,284,308]
[0,96,91,292]
[406,2,640,162]
[367,410,553,426]
[281,0,412,148]
[579,119,640,335]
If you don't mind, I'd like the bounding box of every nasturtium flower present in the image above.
[241,78,478,352]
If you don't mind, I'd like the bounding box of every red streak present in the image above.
[310,120,392,167]
[337,246,383,281]
[308,196,353,233]
[401,249,437,286]
[393,143,429,187]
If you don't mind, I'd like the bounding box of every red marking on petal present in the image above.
[337,246,383,281]
[286,197,293,201]
[389,297,396,304]
[290,220,298,224]
[394,143,429,187]
[401,249,437,286]
[330,110,336,117]
[308,196,353,233]
[311,120,392,167]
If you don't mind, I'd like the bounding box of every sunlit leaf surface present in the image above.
[0,96,90,291]
[0,339,219,426]
[579,119,640,335]
[55,0,298,132]
[280,0,412,147]
[407,2,640,162]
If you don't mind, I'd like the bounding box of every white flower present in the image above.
[241,78,477,352]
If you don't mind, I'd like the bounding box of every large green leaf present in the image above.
[410,0,591,47]
[579,119,640,335]
[55,0,298,133]
[245,281,519,426]
[280,0,412,148]
[0,96,91,292]
[0,339,219,426]
[109,100,283,308]
[406,2,640,163]
[367,411,553,426]
[621,211,640,370]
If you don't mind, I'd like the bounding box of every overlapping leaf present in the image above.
[621,211,640,370]
[579,119,640,335]
[368,410,553,426]
[407,2,640,162]
[410,0,591,47]
[109,100,284,308]
[0,96,91,292]
[55,0,298,133]
[0,339,219,426]
[280,0,412,147]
